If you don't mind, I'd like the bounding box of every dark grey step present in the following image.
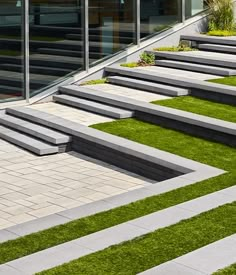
[0,63,71,77]
[147,50,236,69]
[198,43,236,54]
[54,94,134,119]
[107,76,189,96]
[155,60,236,76]
[0,114,71,144]
[0,125,59,155]
[181,34,236,46]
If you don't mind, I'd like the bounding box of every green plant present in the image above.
[213,263,236,274]
[207,0,235,31]
[139,52,155,66]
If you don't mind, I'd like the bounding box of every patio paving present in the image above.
[0,138,153,230]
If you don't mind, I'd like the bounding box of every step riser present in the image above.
[198,44,236,55]
[181,35,236,46]
[107,76,189,96]
[155,61,235,76]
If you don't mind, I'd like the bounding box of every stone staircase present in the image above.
[0,33,236,157]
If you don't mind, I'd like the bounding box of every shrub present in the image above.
[138,52,155,66]
[207,0,235,31]
[153,46,196,52]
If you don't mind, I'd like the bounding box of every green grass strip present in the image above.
[152,96,236,123]
[208,76,236,87]
[0,119,235,264]
[38,202,236,275]
[213,263,236,275]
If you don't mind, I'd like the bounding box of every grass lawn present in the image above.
[208,76,236,87]
[152,96,236,123]
[213,263,236,274]
[38,202,236,275]
[0,119,235,264]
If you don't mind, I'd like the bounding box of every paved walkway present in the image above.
[1,186,235,274]
[0,139,152,230]
[140,234,236,275]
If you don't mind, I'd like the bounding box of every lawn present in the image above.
[208,76,236,87]
[38,202,236,275]
[0,119,235,264]
[152,96,236,123]
[213,263,236,275]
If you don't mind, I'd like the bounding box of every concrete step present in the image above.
[107,76,189,96]
[0,114,71,144]
[54,94,134,119]
[198,43,236,54]
[0,63,71,77]
[148,50,236,69]
[0,125,59,155]
[105,65,236,105]
[181,34,236,46]
[155,60,236,76]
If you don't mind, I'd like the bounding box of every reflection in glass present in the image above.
[185,0,206,19]
[140,0,181,39]
[89,0,136,67]
[29,0,84,97]
[0,0,24,102]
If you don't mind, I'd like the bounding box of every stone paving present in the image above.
[0,138,153,230]
[85,83,170,102]
[28,102,114,126]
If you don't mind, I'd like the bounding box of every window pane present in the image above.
[89,0,136,67]
[140,0,182,39]
[29,0,84,97]
[0,0,24,102]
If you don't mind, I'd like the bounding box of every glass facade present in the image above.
[0,0,206,103]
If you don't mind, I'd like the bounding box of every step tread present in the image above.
[0,114,71,144]
[148,50,236,68]
[107,76,188,96]
[0,125,59,155]
[181,34,236,46]
[54,94,134,119]
[155,60,236,76]
[105,65,236,96]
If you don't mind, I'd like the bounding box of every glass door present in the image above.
[0,0,24,102]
